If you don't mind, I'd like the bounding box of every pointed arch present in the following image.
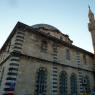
[35,67,47,95]
[70,73,77,95]
[59,71,67,95]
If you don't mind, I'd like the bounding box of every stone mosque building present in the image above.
[0,8,95,95]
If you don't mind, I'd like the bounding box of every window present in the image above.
[41,41,48,53]
[82,76,91,93]
[83,54,87,64]
[59,71,67,95]
[70,73,77,95]
[35,67,47,95]
[52,43,58,53]
[66,49,70,60]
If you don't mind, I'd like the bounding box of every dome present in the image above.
[31,24,60,32]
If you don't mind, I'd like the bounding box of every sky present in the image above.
[0,0,95,53]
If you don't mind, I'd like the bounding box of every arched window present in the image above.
[41,40,48,53]
[35,67,47,95]
[59,71,67,95]
[70,73,77,95]
[66,49,70,60]
[83,75,91,93]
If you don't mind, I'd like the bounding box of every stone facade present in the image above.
[0,8,95,95]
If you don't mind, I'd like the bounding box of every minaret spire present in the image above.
[88,5,90,9]
[88,5,94,22]
[88,6,95,52]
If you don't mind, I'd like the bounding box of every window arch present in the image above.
[59,71,67,95]
[70,73,77,95]
[35,67,47,95]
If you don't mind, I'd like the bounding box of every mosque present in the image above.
[0,7,95,95]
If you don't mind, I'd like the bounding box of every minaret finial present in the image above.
[88,4,90,10]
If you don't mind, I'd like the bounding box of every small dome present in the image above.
[31,24,60,32]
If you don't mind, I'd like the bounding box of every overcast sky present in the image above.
[0,0,95,53]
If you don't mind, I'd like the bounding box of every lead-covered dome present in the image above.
[31,23,73,44]
[31,24,60,32]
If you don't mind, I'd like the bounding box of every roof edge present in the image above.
[0,21,94,56]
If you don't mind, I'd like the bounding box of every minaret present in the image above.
[88,6,95,53]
